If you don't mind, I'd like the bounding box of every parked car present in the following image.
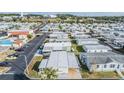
[15,48,24,52]
[36,35,40,37]
[0,62,11,66]
[6,53,19,60]
[10,47,15,50]
[13,53,19,57]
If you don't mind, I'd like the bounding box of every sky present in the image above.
[1,12,124,16]
[29,12,124,16]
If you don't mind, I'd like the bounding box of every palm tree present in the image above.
[39,68,58,80]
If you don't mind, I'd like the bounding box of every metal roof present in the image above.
[47,52,58,69]
[68,53,79,68]
[38,59,48,69]
[77,38,99,45]
[81,52,124,64]
[58,51,68,68]
[39,51,79,69]
[44,42,71,47]
[83,44,112,50]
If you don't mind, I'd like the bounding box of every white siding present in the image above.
[90,63,124,72]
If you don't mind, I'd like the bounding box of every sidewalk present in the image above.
[116,69,124,79]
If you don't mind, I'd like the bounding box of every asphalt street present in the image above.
[0,33,48,80]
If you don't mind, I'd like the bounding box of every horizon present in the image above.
[0,12,124,17]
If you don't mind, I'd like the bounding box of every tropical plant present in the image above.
[39,68,58,80]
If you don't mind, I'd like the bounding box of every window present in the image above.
[117,65,120,69]
[104,65,107,68]
[97,65,99,68]
[110,64,115,68]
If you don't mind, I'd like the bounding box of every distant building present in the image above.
[77,38,99,45]
[49,15,57,18]
[42,42,72,52]
[83,44,112,53]
[8,30,34,40]
[13,40,23,48]
[75,34,91,39]
[49,32,68,39]
[113,38,124,48]
[20,12,24,17]
[49,38,71,42]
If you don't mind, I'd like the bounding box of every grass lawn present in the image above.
[81,70,120,79]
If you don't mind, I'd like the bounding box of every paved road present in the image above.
[0,33,48,80]
[99,40,124,55]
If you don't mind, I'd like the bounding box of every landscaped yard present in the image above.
[0,50,16,62]
[0,67,11,73]
[71,40,77,44]
[71,44,84,55]
[76,46,84,52]
[81,70,120,79]
[77,55,121,79]
[27,56,43,78]
[80,64,121,79]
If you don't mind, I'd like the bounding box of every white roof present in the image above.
[84,44,112,50]
[49,38,70,42]
[77,38,99,45]
[77,38,98,41]
[49,33,68,39]
[38,59,48,69]
[114,38,124,41]
[52,32,65,34]
[47,52,58,69]
[47,51,68,69]
[9,30,33,32]
[44,51,79,69]
[58,51,68,68]
[75,34,91,37]
[44,42,71,47]
[68,53,79,68]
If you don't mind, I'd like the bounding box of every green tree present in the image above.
[58,24,62,30]
[39,68,58,80]
[27,34,33,39]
